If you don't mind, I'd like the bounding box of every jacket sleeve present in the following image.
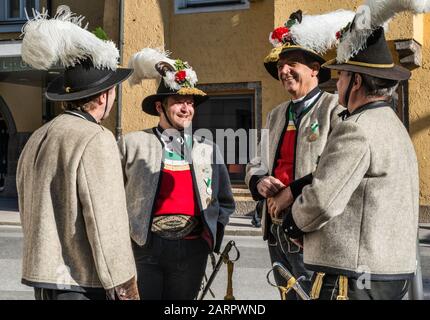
[287,120,370,234]
[245,111,271,200]
[77,131,136,290]
[215,146,235,227]
[214,146,236,253]
[117,136,128,184]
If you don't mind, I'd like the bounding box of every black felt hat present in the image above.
[263,9,355,84]
[20,6,133,102]
[142,81,209,116]
[128,48,209,116]
[264,45,331,84]
[46,59,133,102]
[323,27,411,81]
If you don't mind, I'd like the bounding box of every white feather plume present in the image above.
[21,6,119,71]
[127,48,176,86]
[337,0,430,63]
[291,10,355,54]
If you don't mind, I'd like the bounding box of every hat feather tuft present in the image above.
[127,48,176,86]
[337,0,430,63]
[291,10,356,54]
[21,5,119,71]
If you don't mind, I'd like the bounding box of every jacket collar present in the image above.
[64,110,98,124]
[338,100,391,120]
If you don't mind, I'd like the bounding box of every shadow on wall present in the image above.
[410,114,430,138]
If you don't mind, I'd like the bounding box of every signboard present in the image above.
[0,56,32,73]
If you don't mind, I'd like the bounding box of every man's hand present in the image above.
[107,276,140,300]
[267,187,293,219]
[257,176,285,198]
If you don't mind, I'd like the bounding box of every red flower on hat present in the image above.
[175,70,187,83]
[271,27,290,43]
[336,31,342,40]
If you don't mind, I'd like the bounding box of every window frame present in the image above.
[0,0,39,33]
[192,82,262,185]
[174,0,250,14]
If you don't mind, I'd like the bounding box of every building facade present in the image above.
[0,0,429,221]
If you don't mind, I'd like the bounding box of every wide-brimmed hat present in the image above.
[128,48,208,115]
[264,9,355,84]
[323,0,430,81]
[46,59,132,101]
[141,81,208,116]
[323,27,410,80]
[21,5,132,101]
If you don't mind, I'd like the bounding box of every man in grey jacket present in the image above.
[279,18,420,299]
[16,7,138,300]
[120,48,235,300]
[245,10,351,299]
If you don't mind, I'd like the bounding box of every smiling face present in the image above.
[277,51,320,99]
[157,95,195,130]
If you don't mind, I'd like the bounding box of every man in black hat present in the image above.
[279,4,422,299]
[245,10,352,299]
[16,7,138,300]
[119,49,235,300]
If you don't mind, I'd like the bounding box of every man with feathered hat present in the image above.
[279,0,428,299]
[245,9,354,299]
[120,48,235,300]
[16,6,138,300]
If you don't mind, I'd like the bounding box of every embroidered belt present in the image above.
[151,215,200,240]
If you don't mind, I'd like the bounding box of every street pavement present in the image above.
[0,197,429,300]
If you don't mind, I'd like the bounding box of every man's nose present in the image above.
[180,103,190,112]
[280,64,291,74]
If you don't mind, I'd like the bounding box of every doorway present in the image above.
[0,113,8,192]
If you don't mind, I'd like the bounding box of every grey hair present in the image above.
[360,73,399,99]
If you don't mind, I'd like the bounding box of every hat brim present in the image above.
[322,59,411,81]
[142,93,210,116]
[45,68,134,101]
[264,46,331,84]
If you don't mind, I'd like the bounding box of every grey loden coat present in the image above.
[17,114,136,291]
[245,91,345,239]
[287,102,420,279]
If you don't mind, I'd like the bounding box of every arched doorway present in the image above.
[0,96,17,194]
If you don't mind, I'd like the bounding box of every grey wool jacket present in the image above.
[286,102,419,279]
[17,114,136,291]
[118,128,235,253]
[245,91,345,239]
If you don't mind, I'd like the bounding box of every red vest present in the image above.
[273,110,296,186]
[153,166,199,217]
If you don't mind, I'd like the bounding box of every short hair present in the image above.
[360,73,399,98]
[61,93,101,112]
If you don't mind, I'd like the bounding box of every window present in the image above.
[193,94,254,184]
[175,0,250,14]
[193,82,262,184]
[0,0,39,33]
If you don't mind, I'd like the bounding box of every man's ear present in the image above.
[155,101,163,115]
[95,91,106,106]
[353,73,363,90]
[310,62,320,77]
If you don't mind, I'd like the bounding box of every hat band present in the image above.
[64,71,115,93]
[345,60,395,69]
